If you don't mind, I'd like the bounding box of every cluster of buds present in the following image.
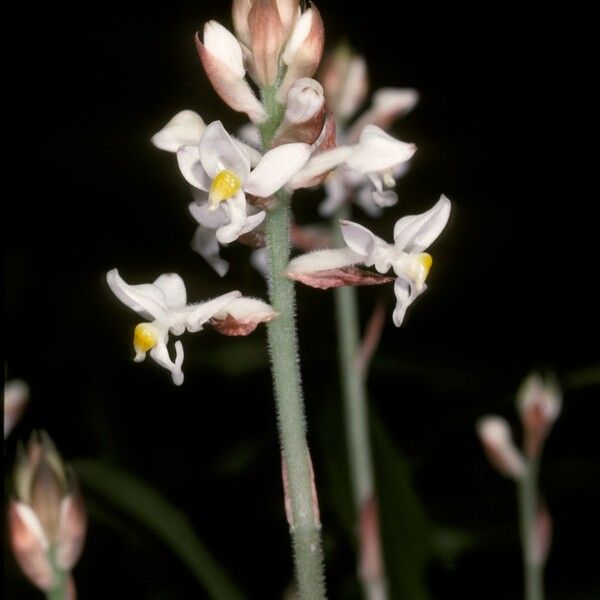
[8,432,86,597]
[476,373,562,479]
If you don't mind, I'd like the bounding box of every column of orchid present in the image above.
[110,1,452,598]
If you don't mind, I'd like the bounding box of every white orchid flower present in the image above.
[288,125,415,204]
[177,120,310,244]
[107,270,239,385]
[287,196,451,326]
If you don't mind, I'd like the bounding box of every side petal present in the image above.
[287,146,354,190]
[393,195,452,252]
[190,226,230,277]
[287,247,364,274]
[152,273,187,310]
[151,110,206,152]
[203,20,245,77]
[339,220,380,258]
[150,339,185,386]
[245,143,311,197]
[106,269,167,321]
[346,125,416,173]
[196,33,267,123]
[183,291,242,333]
[189,199,229,230]
[215,191,251,244]
[199,121,251,181]
[176,145,212,191]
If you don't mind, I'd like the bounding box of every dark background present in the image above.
[5,1,599,598]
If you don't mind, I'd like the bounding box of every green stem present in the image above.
[517,459,544,600]
[46,549,68,600]
[260,86,327,599]
[332,206,388,600]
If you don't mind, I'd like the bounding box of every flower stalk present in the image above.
[332,206,388,600]
[261,91,326,599]
[517,458,543,600]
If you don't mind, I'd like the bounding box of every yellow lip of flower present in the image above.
[134,323,158,354]
[209,169,241,211]
[417,253,433,278]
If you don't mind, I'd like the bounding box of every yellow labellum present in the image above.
[209,169,241,210]
[134,323,157,353]
[418,253,433,277]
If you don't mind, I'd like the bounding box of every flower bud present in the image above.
[476,416,526,479]
[247,0,286,85]
[278,5,325,101]
[273,78,326,145]
[516,373,562,458]
[320,44,369,122]
[4,379,29,439]
[9,432,86,591]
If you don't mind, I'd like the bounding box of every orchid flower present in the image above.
[106,269,276,384]
[287,196,451,326]
[177,121,310,246]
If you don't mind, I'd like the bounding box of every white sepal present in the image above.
[151,110,206,152]
[393,195,451,252]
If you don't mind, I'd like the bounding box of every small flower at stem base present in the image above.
[516,373,562,459]
[476,416,526,480]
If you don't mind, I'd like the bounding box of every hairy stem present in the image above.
[517,458,544,600]
[260,86,327,599]
[46,550,68,600]
[332,206,388,600]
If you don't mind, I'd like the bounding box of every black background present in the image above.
[5,1,599,598]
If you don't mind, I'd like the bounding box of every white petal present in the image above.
[177,145,212,191]
[287,247,363,273]
[106,269,168,320]
[238,209,266,236]
[151,110,206,152]
[250,247,269,278]
[318,176,349,216]
[392,278,411,327]
[339,220,381,258]
[354,185,384,218]
[393,195,451,252]
[346,126,416,173]
[152,273,187,309]
[245,143,311,197]
[203,20,245,78]
[335,56,368,121]
[372,189,398,208]
[150,338,185,385]
[183,291,242,332]
[199,121,250,181]
[190,226,229,277]
[215,191,251,244]
[237,123,262,148]
[189,200,229,230]
[287,146,354,189]
[13,502,50,551]
[373,88,419,116]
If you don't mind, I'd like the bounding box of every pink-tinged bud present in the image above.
[4,378,29,439]
[9,432,87,590]
[358,497,385,591]
[517,373,562,458]
[211,297,278,336]
[278,5,325,101]
[532,502,553,567]
[476,416,526,479]
[195,25,267,123]
[272,78,326,145]
[248,0,286,85]
[320,45,369,122]
[232,0,253,47]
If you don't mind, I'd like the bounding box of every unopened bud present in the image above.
[273,78,326,145]
[320,44,369,121]
[476,416,526,479]
[278,5,325,101]
[248,0,286,85]
[9,432,87,591]
[517,373,562,458]
[4,379,29,439]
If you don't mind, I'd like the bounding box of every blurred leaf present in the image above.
[370,411,431,600]
[74,459,245,600]
[561,365,600,390]
[430,526,475,569]
[202,337,269,375]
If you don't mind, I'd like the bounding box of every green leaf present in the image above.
[74,459,245,600]
[370,411,431,600]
